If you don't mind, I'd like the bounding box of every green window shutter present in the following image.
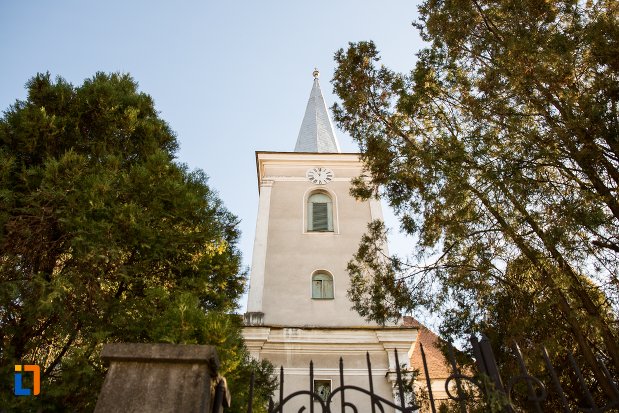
[312,273,334,299]
[323,279,334,299]
[326,202,333,231]
[312,202,328,231]
[312,280,323,298]
[307,193,334,232]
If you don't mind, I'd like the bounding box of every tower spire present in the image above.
[294,69,341,153]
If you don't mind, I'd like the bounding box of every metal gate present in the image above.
[240,335,619,413]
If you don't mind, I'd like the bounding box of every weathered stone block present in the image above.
[95,343,227,413]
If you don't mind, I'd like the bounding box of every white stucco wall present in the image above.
[243,326,418,413]
[243,152,417,412]
[249,152,382,327]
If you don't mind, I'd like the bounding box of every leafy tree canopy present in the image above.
[0,73,274,412]
[332,0,618,407]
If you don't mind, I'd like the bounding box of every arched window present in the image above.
[307,192,333,232]
[312,272,334,299]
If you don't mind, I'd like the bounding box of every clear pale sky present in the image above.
[0,1,424,311]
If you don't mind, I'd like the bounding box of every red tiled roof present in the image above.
[403,316,452,379]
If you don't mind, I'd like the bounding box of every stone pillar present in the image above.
[246,179,273,316]
[376,330,417,409]
[94,343,229,413]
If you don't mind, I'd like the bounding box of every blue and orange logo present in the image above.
[14,365,40,396]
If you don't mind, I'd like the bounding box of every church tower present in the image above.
[243,70,417,411]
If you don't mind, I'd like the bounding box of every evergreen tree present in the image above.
[0,73,274,412]
[332,0,619,407]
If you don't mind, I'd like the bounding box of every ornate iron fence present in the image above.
[241,335,619,413]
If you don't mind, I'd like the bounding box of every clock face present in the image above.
[306,167,334,185]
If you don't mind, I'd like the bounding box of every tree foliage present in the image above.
[333,0,619,406]
[0,73,274,411]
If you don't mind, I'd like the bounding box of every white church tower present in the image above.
[243,70,418,411]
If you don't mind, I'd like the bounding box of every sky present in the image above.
[0,1,425,314]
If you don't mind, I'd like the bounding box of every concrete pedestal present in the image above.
[95,343,228,413]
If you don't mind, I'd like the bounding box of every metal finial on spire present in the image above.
[313,68,320,79]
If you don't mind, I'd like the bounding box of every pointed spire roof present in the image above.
[294,69,341,153]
